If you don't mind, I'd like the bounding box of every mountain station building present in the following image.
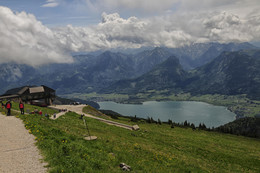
[0,85,55,106]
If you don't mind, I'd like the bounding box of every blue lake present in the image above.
[98,101,236,128]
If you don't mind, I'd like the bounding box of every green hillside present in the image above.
[1,104,259,172]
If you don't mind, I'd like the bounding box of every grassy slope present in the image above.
[1,104,260,172]
[5,101,59,115]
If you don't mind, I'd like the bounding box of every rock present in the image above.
[120,163,131,171]
[122,165,130,171]
[109,152,115,156]
[84,136,97,141]
[108,153,116,159]
[131,133,137,137]
[132,125,140,131]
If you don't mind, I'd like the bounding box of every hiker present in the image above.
[19,101,24,115]
[45,113,49,119]
[5,100,12,116]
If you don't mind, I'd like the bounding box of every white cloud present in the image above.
[42,0,59,8]
[53,11,260,52]
[78,0,260,46]
[86,0,260,17]
[53,12,193,52]
[1,1,260,67]
[0,6,73,66]
[201,12,253,43]
[86,0,178,13]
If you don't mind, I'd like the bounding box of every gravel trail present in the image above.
[0,113,47,173]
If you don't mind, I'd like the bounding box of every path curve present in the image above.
[49,105,139,131]
[0,113,47,173]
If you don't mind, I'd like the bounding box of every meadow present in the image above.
[0,102,260,172]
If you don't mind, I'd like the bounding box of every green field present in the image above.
[1,103,259,172]
[61,92,129,103]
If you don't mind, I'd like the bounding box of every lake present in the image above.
[98,101,236,128]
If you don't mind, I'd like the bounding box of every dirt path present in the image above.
[0,113,47,173]
[49,105,139,131]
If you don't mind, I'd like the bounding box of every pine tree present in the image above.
[191,123,196,130]
[147,117,152,123]
[199,123,202,129]
[151,117,155,124]
[202,123,207,130]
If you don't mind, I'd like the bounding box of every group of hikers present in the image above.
[0,100,24,116]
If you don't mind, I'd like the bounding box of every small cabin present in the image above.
[0,85,55,106]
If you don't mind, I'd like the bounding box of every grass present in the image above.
[1,101,58,116]
[82,105,109,118]
[83,106,144,126]
[1,103,260,172]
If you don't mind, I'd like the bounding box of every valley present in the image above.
[1,42,259,118]
[1,42,259,97]
[1,2,260,173]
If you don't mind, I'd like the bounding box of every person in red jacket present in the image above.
[5,100,12,116]
[19,101,24,115]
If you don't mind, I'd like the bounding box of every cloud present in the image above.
[85,0,260,16]
[53,11,260,52]
[1,2,260,67]
[86,0,178,13]
[201,12,253,43]
[42,0,59,8]
[0,6,73,66]
[53,12,193,52]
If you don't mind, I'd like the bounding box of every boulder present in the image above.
[120,163,131,171]
[132,125,140,131]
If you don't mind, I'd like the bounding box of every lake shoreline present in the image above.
[61,93,260,118]
[98,100,236,128]
[106,98,239,118]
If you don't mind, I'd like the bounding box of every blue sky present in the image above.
[0,0,182,27]
[0,0,260,66]
[0,0,100,26]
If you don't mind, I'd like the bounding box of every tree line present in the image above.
[100,109,260,138]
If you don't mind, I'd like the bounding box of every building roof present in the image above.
[2,86,30,96]
[18,86,29,95]
[0,94,19,100]
[29,86,44,94]
[0,85,55,99]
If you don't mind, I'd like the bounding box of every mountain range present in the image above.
[103,50,260,100]
[0,42,259,100]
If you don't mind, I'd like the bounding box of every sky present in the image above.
[0,0,260,66]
